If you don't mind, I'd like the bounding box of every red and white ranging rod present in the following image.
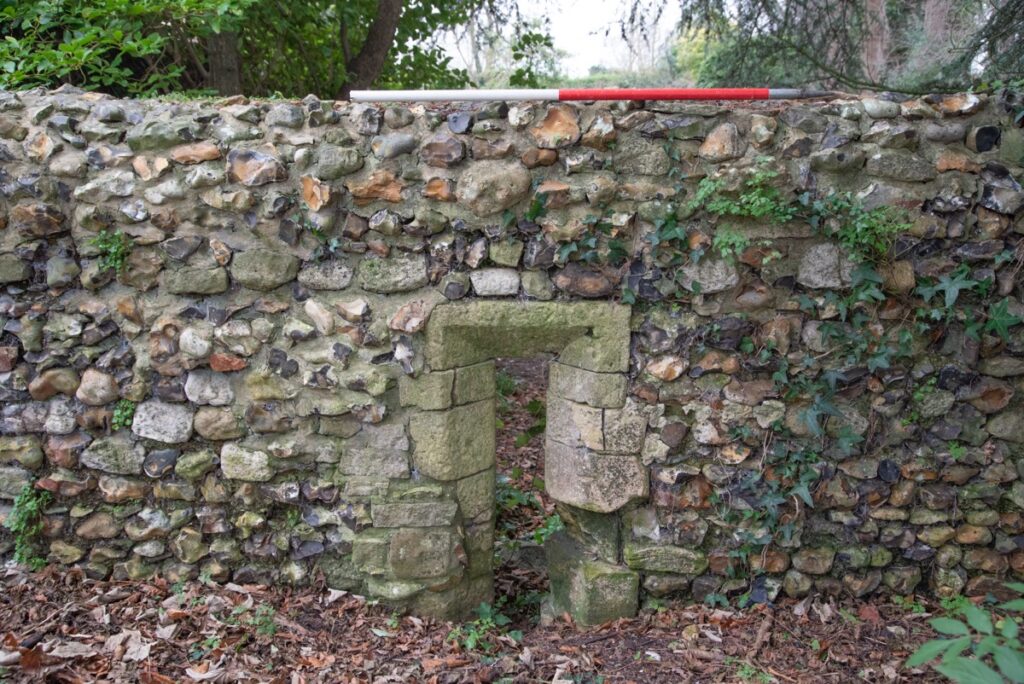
[349,87,836,102]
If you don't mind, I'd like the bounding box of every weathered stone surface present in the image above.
[0,436,44,469]
[546,439,647,513]
[549,362,626,408]
[865,150,936,181]
[346,169,405,203]
[358,254,428,293]
[624,541,709,574]
[80,436,145,475]
[29,368,80,400]
[226,147,288,186]
[410,400,495,481]
[798,243,853,289]
[680,258,739,293]
[75,368,119,406]
[371,133,417,159]
[373,502,458,528]
[456,162,531,216]
[297,261,353,290]
[317,145,363,179]
[530,105,581,149]
[220,443,271,481]
[420,134,465,167]
[699,123,745,162]
[230,249,300,291]
[792,547,836,575]
[547,532,638,625]
[11,202,65,236]
[0,253,31,283]
[338,424,410,478]
[470,268,520,296]
[174,450,217,480]
[170,141,221,164]
[426,301,630,373]
[162,266,229,294]
[184,370,234,406]
[131,401,194,444]
[194,407,244,441]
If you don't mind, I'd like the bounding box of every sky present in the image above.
[443,0,683,79]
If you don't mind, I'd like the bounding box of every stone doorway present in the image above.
[397,301,646,624]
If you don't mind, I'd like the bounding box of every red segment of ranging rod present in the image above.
[558,87,770,100]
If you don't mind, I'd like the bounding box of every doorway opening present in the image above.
[492,355,557,627]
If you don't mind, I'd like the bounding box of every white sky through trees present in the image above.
[443,0,683,79]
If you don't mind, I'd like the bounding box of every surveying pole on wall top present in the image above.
[348,87,837,102]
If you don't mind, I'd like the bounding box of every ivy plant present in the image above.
[3,484,52,571]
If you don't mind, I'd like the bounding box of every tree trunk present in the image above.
[862,0,890,84]
[206,32,243,95]
[338,0,404,99]
[922,0,950,47]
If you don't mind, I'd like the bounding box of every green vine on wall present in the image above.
[4,484,52,571]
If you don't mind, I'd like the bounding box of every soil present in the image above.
[0,357,948,682]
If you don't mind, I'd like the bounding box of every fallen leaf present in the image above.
[186,666,226,681]
[858,604,882,624]
[48,642,97,659]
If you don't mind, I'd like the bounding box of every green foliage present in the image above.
[725,657,775,683]
[893,595,928,614]
[0,0,251,96]
[711,228,751,264]
[188,635,222,661]
[531,514,564,545]
[4,484,52,571]
[514,399,546,448]
[447,600,521,652]
[695,163,798,224]
[88,229,133,273]
[807,194,909,263]
[226,602,277,636]
[1,0,541,97]
[495,370,518,398]
[495,474,541,513]
[110,399,135,431]
[906,584,1024,683]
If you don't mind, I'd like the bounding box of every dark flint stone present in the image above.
[447,112,473,134]
[144,449,179,478]
[878,459,900,483]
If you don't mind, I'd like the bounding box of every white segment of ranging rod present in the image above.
[350,89,559,102]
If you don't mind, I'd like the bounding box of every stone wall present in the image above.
[0,86,1022,624]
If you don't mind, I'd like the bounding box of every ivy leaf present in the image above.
[916,267,977,308]
[867,350,891,372]
[985,298,1022,342]
[557,242,577,262]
